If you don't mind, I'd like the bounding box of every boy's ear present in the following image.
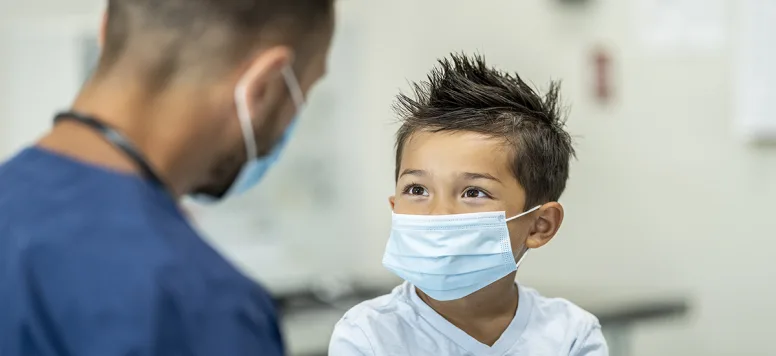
[525,202,564,249]
[389,196,395,210]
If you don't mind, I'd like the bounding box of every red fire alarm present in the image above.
[593,47,611,104]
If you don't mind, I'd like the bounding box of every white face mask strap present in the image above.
[505,205,541,222]
[515,248,529,268]
[281,66,305,109]
[235,69,260,162]
[234,65,304,163]
[506,206,540,268]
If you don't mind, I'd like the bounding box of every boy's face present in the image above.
[390,130,551,261]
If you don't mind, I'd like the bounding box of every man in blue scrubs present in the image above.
[0,1,334,355]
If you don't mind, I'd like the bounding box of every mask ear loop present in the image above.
[234,67,262,162]
[505,205,542,268]
[235,65,305,164]
[281,66,305,109]
[505,205,541,222]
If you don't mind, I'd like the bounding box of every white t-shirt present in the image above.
[329,282,608,356]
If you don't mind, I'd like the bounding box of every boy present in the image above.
[329,54,608,355]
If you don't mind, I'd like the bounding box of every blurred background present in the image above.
[1,0,775,355]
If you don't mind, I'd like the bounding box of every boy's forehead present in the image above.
[400,131,513,174]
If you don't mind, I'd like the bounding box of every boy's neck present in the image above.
[417,273,519,346]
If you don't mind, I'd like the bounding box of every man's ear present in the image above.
[238,46,294,124]
[525,202,564,249]
[389,196,395,210]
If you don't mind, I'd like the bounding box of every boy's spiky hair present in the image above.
[394,53,575,208]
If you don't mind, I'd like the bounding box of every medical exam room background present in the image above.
[1,0,775,355]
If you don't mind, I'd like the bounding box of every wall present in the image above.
[2,0,775,355]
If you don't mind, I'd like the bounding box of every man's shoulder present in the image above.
[2,244,282,356]
[2,222,281,354]
[11,215,268,309]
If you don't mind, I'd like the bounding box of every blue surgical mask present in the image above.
[382,206,541,301]
[194,65,305,203]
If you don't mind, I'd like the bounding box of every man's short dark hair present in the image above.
[99,0,334,87]
[394,53,575,209]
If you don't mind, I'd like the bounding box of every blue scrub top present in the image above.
[0,147,284,356]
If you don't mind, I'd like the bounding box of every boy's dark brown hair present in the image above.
[394,53,575,209]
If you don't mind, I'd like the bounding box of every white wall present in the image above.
[2,0,775,355]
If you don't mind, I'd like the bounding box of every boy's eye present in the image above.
[463,188,489,199]
[403,184,429,197]
[410,186,428,196]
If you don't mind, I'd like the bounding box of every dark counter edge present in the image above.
[273,287,691,327]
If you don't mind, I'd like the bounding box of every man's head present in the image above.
[390,53,575,259]
[92,0,335,197]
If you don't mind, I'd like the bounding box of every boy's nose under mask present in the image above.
[382,206,540,301]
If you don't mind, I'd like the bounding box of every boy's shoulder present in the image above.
[338,282,417,325]
[331,282,607,356]
[521,285,601,326]
[338,282,600,331]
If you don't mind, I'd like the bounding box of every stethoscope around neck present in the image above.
[53,110,172,194]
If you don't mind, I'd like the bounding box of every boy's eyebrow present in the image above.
[399,169,427,178]
[461,172,502,183]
